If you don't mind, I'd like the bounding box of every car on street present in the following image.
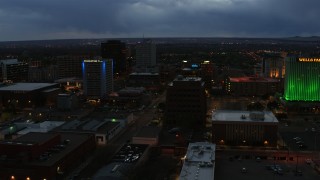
[241,167,247,173]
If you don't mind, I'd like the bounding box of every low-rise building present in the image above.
[212,110,278,146]
[58,119,121,145]
[227,77,283,96]
[179,142,215,180]
[0,132,95,179]
[0,82,59,108]
[132,126,161,145]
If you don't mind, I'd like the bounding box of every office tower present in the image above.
[166,76,206,127]
[101,40,127,75]
[135,39,156,72]
[82,59,113,99]
[57,55,92,79]
[261,53,285,78]
[0,59,28,82]
[28,65,58,82]
[284,56,320,101]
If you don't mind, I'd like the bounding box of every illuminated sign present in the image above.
[298,58,320,62]
[83,59,102,63]
[191,64,199,68]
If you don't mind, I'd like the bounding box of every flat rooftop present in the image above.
[212,110,278,123]
[230,77,280,83]
[54,77,83,83]
[130,72,159,76]
[179,142,215,180]
[60,119,120,133]
[17,121,65,135]
[174,76,202,82]
[1,132,59,146]
[0,59,18,64]
[0,83,58,91]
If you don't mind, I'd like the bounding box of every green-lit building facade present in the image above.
[284,56,320,101]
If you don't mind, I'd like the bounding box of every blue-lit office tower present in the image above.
[82,59,113,99]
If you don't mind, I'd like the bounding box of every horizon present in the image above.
[1,1,320,42]
[1,35,320,43]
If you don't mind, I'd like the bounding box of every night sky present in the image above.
[0,0,319,41]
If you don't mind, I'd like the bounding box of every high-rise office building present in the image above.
[0,59,28,82]
[135,39,156,72]
[261,54,285,78]
[57,55,92,79]
[101,40,127,75]
[284,56,320,101]
[82,59,113,99]
[166,76,207,127]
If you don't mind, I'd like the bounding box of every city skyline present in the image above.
[0,0,320,41]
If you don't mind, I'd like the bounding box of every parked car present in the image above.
[241,167,247,173]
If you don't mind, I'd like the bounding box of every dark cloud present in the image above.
[0,0,319,41]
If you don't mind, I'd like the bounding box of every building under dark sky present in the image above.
[101,40,127,75]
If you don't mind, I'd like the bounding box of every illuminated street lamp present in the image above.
[264,140,268,146]
[220,139,225,144]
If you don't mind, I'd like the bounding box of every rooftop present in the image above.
[129,72,159,75]
[230,77,280,83]
[179,142,215,180]
[54,77,83,83]
[0,83,58,92]
[0,59,19,65]
[60,119,120,133]
[212,110,278,123]
[17,121,65,135]
[174,76,202,82]
[1,132,59,146]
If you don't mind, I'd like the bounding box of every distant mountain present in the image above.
[283,36,320,41]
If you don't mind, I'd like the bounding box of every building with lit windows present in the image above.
[166,76,206,128]
[212,110,278,146]
[226,77,283,96]
[284,56,320,101]
[0,59,28,82]
[82,59,113,99]
[0,83,59,108]
[200,60,214,89]
[261,53,286,78]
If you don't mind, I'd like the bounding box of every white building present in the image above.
[179,142,215,180]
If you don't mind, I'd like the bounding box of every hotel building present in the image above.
[284,56,320,101]
[82,59,113,99]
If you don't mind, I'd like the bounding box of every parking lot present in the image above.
[279,114,320,152]
[215,151,320,180]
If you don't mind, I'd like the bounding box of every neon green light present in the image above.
[284,58,320,101]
